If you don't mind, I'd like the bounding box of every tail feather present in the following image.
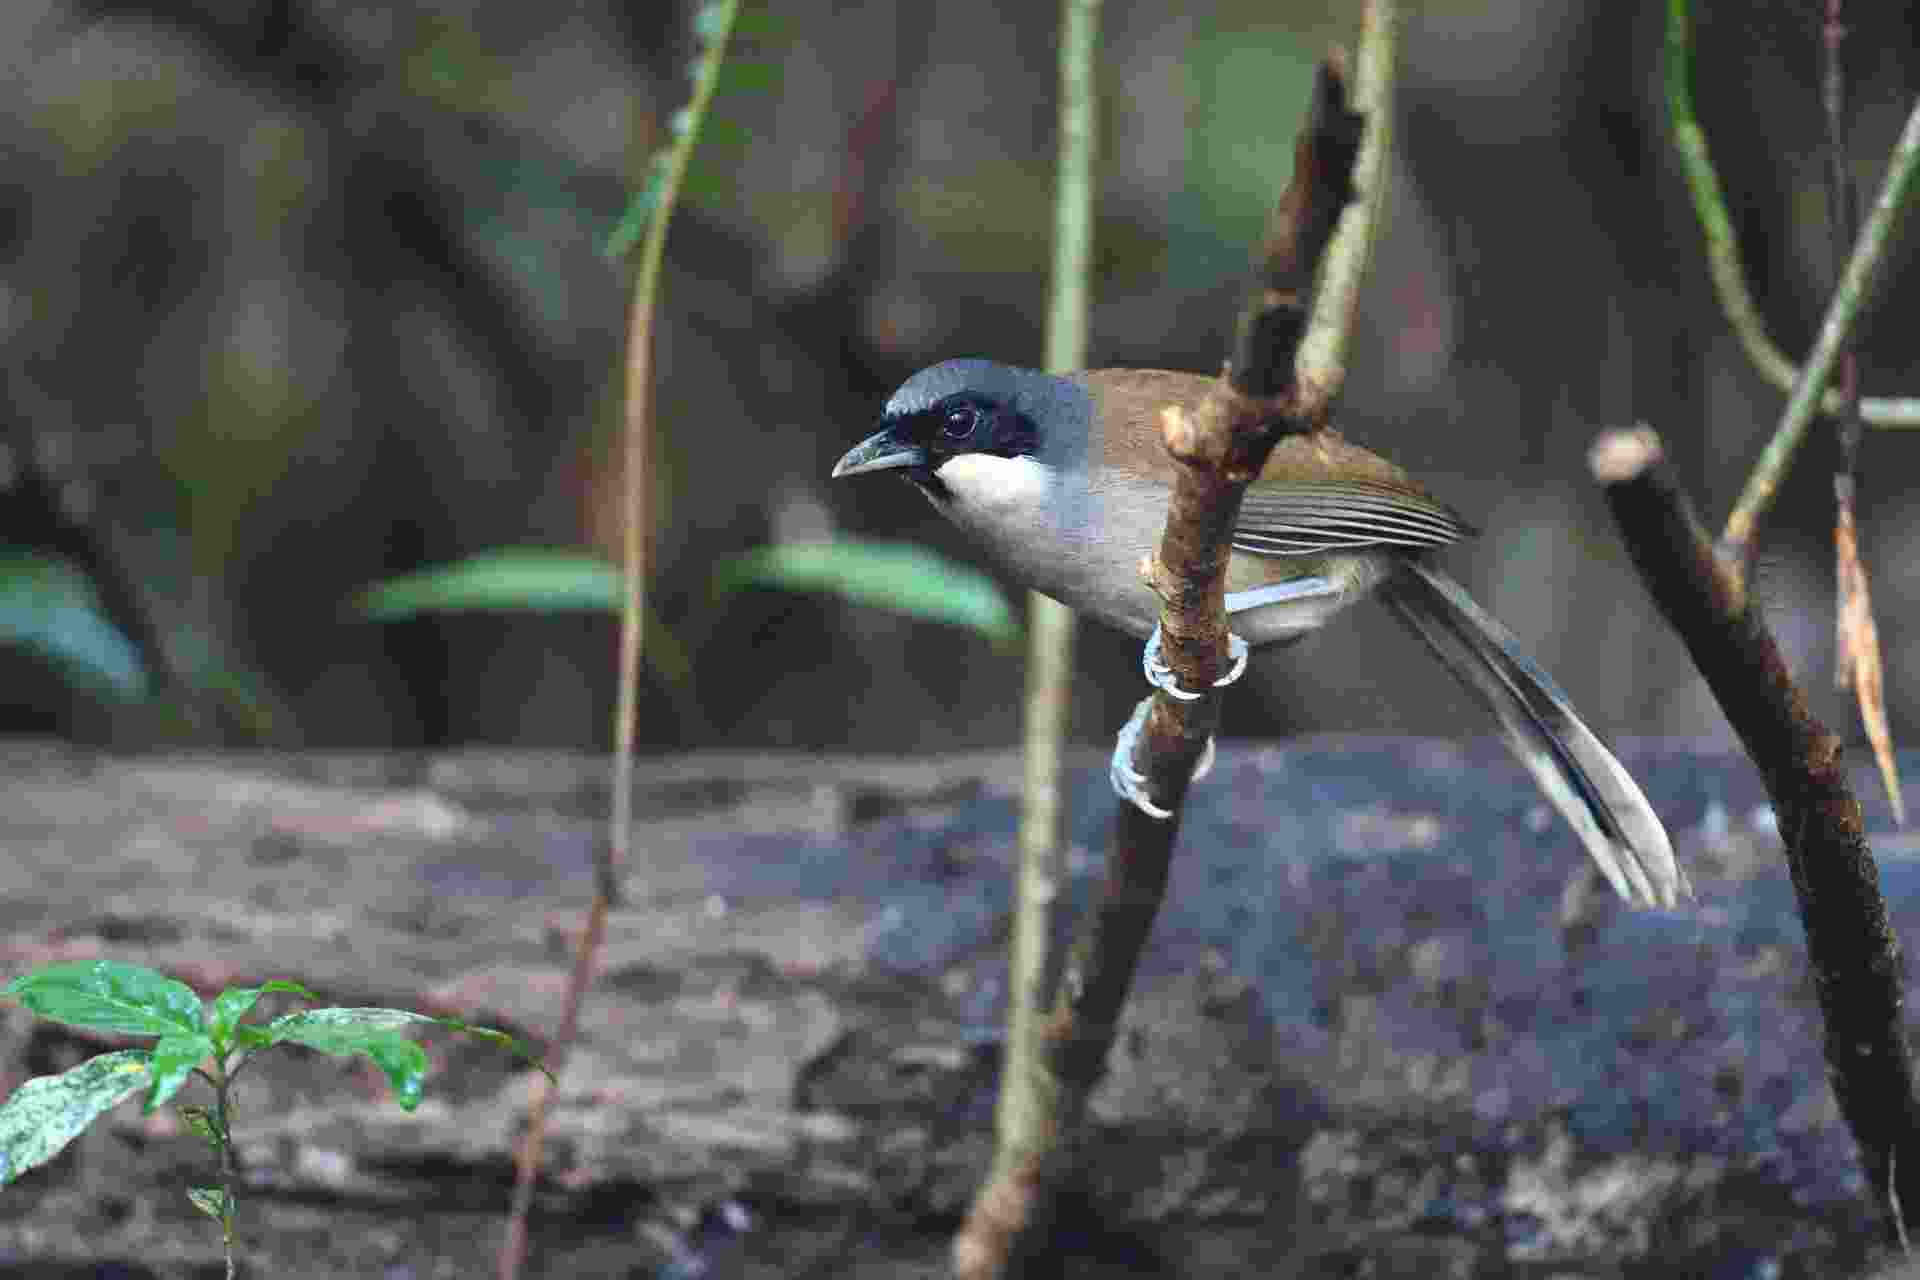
[1380,561,1687,908]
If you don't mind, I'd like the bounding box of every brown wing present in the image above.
[1077,367,1474,557]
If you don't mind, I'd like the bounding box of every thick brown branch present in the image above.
[1591,425,1920,1243]
[956,28,1382,1274]
[1232,54,1365,401]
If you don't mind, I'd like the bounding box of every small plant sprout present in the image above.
[0,960,547,1278]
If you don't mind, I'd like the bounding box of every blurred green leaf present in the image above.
[351,548,692,689]
[707,59,781,96]
[176,1104,221,1151]
[714,541,1019,644]
[604,166,668,260]
[4,961,204,1039]
[0,1050,151,1186]
[187,1187,228,1220]
[0,550,149,701]
[352,549,622,618]
[728,7,789,40]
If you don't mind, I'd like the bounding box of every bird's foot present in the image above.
[1142,626,1248,701]
[1110,696,1215,819]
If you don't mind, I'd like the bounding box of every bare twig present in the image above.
[1592,426,1920,1245]
[1818,1,1902,822]
[952,0,1096,1273]
[954,7,1391,1271]
[497,5,742,1276]
[1663,0,1920,429]
[1717,90,1920,567]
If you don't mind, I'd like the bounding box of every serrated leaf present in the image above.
[0,1050,151,1185]
[0,550,149,701]
[210,980,316,1044]
[713,541,1019,644]
[4,961,204,1038]
[187,1187,228,1220]
[352,549,622,618]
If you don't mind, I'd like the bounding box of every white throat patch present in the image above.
[930,453,1052,516]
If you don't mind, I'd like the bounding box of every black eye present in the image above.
[940,405,980,441]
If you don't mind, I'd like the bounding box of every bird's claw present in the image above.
[1143,626,1248,701]
[1109,696,1216,820]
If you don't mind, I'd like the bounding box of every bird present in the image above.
[832,359,1687,909]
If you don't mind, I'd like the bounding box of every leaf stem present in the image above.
[1665,0,1920,429]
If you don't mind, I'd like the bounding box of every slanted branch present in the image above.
[951,7,1395,1272]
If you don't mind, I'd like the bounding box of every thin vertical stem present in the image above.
[498,5,741,1277]
[956,1,1099,1273]
[997,0,1100,1193]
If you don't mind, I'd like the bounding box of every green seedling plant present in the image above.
[0,960,547,1278]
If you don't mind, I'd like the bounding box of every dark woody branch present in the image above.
[955,20,1393,1273]
[1590,425,1920,1246]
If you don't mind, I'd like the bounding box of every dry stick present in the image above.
[1591,426,1920,1247]
[1819,1,1903,823]
[956,27,1380,1278]
[1663,0,1920,429]
[496,6,742,1277]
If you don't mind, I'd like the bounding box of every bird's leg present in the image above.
[1141,575,1335,699]
[1109,696,1215,819]
[1142,630,1249,702]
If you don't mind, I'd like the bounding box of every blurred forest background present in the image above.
[3,0,1918,776]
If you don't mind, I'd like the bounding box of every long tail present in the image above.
[1378,560,1687,908]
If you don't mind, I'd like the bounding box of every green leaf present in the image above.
[709,59,781,96]
[713,541,1019,644]
[674,168,732,209]
[351,549,622,618]
[728,8,788,40]
[0,1050,151,1185]
[0,550,149,701]
[176,1104,222,1151]
[360,1036,430,1110]
[257,1008,548,1109]
[187,1186,228,1220]
[691,118,752,151]
[144,1034,214,1112]
[430,1014,555,1083]
[210,980,316,1044]
[4,961,204,1038]
[258,1008,442,1110]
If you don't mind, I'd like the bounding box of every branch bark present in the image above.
[951,8,1392,1272]
[1591,425,1920,1246]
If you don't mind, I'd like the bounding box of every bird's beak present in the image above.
[832,428,927,478]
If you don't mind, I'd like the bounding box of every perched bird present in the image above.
[833,359,1687,909]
